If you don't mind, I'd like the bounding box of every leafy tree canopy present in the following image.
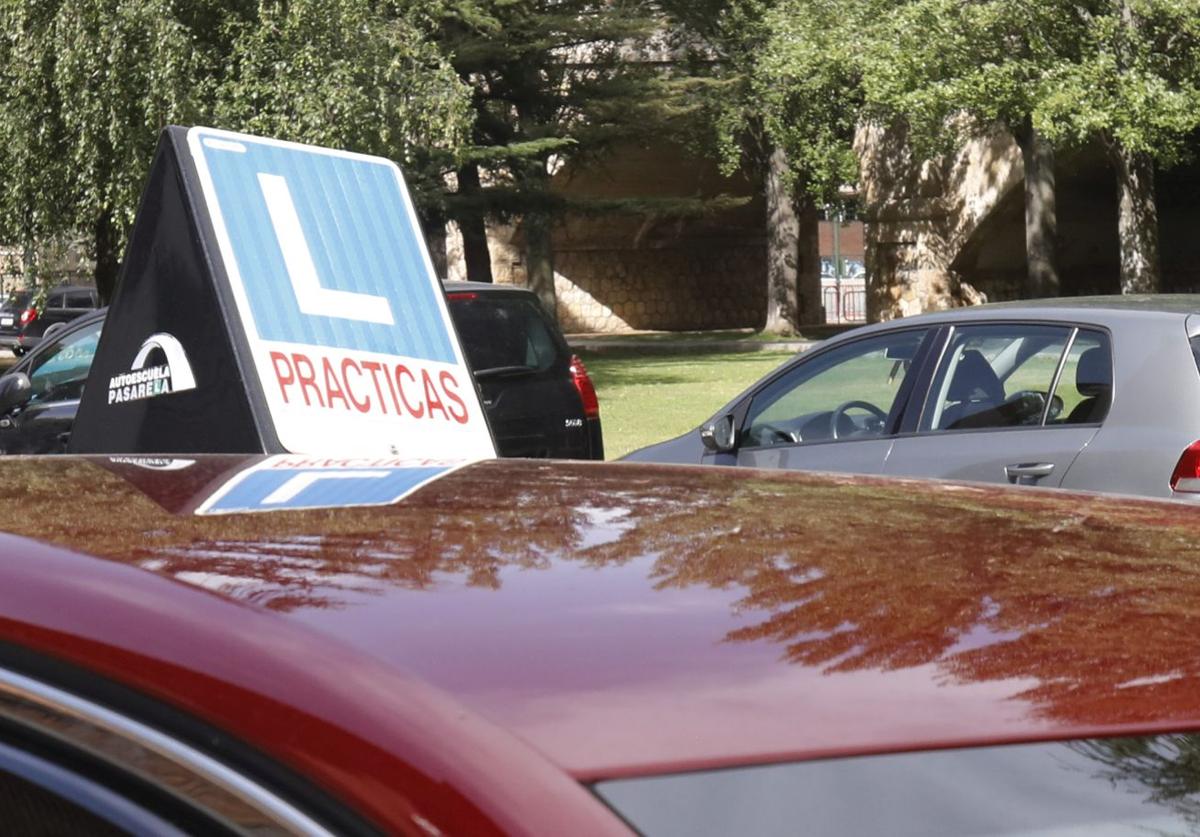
[0,0,472,296]
[1037,0,1200,166]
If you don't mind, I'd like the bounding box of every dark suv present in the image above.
[14,285,101,356]
[445,281,603,460]
[0,289,32,352]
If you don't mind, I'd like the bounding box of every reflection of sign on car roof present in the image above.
[195,455,475,515]
[188,128,493,458]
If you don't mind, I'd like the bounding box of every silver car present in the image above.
[623,296,1200,499]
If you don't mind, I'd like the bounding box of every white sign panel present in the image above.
[186,127,495,459]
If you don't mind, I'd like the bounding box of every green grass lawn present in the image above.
[579,348,797,459]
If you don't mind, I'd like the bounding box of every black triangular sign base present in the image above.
[68,127,277,454]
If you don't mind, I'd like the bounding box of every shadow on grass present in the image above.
[569,324,858,346]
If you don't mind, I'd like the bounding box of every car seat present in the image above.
[1065,347,1112,424]
[941,349,1005,429]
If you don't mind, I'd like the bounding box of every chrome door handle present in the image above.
[1005,462,1055,484]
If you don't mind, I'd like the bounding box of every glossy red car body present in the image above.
[4,456,1200,833]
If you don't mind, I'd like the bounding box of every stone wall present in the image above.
[552,243,765,333]
[446,142,766,333]
[856,122,1013,320]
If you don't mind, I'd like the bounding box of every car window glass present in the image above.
[450,295,560,373]
[0,764,127,835]
[1052,330,1112,425]
[26,319,102,403]
[742,329,925,448]
[46,293,65,309]
[65,292,94,308]
[594,734,1200,837]
[920,324,1072,432]
[1,291,30,313]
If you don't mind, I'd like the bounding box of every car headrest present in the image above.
[948,349,1004,403]
[1076,346,1112,398]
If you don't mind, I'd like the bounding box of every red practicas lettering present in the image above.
[270,351,295,403]
[440,371,469,424]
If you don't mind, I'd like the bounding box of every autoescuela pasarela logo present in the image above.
[107,333,197,404]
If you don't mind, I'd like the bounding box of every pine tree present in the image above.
[431,0,680,319]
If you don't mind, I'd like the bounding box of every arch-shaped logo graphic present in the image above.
[107,333,197,404]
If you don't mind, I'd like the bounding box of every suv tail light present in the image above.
[18,307,36,327]
[1170,440,1200,492]
[569,354,600,419]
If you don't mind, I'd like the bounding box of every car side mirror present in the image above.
[0,372,32,414]
[700,414,737,453]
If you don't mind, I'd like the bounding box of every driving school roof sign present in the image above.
[69,127,496,459]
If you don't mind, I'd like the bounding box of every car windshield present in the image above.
[448,293,561,375]
[594,734,1200,837]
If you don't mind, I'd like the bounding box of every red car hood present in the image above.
[5,456,1200,781]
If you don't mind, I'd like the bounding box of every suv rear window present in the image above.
[448,293,562,374]
[1,291,30,312]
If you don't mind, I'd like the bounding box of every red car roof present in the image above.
[4,457,1200,827]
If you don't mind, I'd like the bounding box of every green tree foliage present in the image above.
[862,0,1200,294]
[861,0,1074,156]
[0,0,471,300]
[664,0,871,330]
[431,0,672,315]
[1037,0,1200,166]
[757,0,879,202]
[1039,0,1200,292]
[216,0,472,209]
[0,0,201,296]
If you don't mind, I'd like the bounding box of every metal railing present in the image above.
[822,282,866,324]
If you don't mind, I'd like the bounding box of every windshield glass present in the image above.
[594,735,1200,837]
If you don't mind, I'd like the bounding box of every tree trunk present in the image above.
[524,207,557,321]
[457,163,494,283]
[798,198,821,325]
[764,145,801,333]
[421,213,449,279]
[94,210,120,303]
[520,163,558,320]
[1013,117,1059,297]
[1110,142,1161,293]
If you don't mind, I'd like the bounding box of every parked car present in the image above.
[624,295,1200,500]
[444,280,603,459]
[0,288,605,459]
[0,308,103,454]
[11,285,101,357]
[3,455,1200,833]
[0,289,32,352]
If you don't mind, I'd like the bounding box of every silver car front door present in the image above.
[883,325,1110,487]
[734,328,930,475]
